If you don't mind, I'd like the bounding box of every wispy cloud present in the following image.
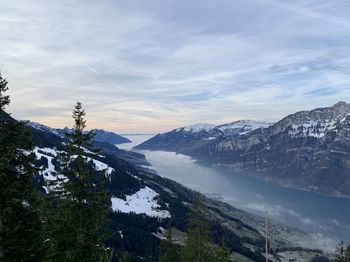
[1,0,350,132]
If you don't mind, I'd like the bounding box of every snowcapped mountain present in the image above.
[174,120,272,136]
[135,119,273,152]
[136,102,350,198]
[212,120,273,137]
[175,123,216,133]
[28,122,65,137]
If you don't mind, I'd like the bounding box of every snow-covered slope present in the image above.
[32,145,171,218]
[111,186,170,219]
[174,120,272,137]
[135,119,274,152]
[288,116,348,138]
[29,122,65,138]
[214,120,273,136]
[176,123,216,133]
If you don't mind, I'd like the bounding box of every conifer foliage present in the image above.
[334,242,350,262]
[159,228,181,262]
[181,194,231,262]
[0,73,43,261]
[44,102,111,262]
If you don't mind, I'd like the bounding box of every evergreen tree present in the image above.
[334,242,350,262]
[345,245,350,262]
[214,239,231,262]
[181,194,218,262]
[159,227,181,262]
[0,73,43,261]
[181,194,232,262]
[44,102,111,262]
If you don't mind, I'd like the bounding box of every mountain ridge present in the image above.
[136,102,350,198]
[28,121,131,144]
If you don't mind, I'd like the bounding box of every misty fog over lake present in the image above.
[119,134,350,242]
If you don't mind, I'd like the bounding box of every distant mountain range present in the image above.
[28,122,131,144]
[136,102,350,198]
[136,120,272,152]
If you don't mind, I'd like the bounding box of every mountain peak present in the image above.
[331,101,349,111]
[176,123,215,133]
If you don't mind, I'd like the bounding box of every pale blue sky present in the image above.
[1,0,350,133]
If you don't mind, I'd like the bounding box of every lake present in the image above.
[118,134,350,243]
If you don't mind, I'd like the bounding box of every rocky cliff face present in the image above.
[137,102,350,198]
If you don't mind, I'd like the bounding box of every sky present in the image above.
[1,0,350,133]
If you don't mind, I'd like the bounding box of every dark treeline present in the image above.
[0,73,43,261]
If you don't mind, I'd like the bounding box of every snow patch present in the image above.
[217,120,272,135]
[81,146,105,158]
[176,123,215,133]
[111,186,171,219]
[33,147,67,192]
[34,147,61,181]
[138,164,156,171]
[33,147,114,192]
[91,159,114,176]
[288,117,345,138]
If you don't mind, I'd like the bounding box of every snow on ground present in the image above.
[34,147,114,192]
[111,186,171,219]
[70,155,115,178]
[28,122,63,137]
[174,121,272,135]
[176,123,215,133]
[138,164,156,170]
[33,147,67,193]
[289,117,346,138]
[34,147,59,181]
[86,157,114,176]
[217,120,273,135]
[81,146,104,158]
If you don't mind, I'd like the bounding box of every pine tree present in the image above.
[182,194,218,262]
[159,228,180,262]
[334,241,350,262]
[0,72,43,261]
[345,245,350,262]
[181,194,232,262]
[44,102,111,262]
[214,240,231,262]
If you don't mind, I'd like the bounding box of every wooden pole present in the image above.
[265,210,268,262]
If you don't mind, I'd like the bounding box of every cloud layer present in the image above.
[1,0,350,132]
